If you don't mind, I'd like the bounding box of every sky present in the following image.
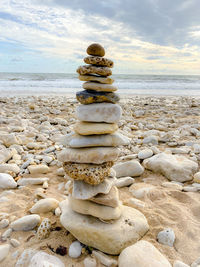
[0,0,200,74]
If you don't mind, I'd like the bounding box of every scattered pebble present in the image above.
[68,241,82,258]
[157,228,175,247]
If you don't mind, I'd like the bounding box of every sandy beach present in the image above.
[0,94,200,266]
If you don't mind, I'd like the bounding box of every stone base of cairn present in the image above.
[58,43,149,255]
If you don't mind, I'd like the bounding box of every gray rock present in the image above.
[157,228,175,247]
[10,215,40,231]
[113,160,144,178]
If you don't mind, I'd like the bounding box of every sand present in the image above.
[0,95,200,266]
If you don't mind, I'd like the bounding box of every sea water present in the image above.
[0,72,200,96]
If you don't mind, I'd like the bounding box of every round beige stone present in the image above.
[83,82,117,92]
[86,43,105,57]
[77,65,112,76]
[74,122,118,135]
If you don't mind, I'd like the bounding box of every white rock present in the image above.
[10,215,40,231]
[143,135,158,145]
[0,147,14,164]
[2,228,12,240]
[30,198,59,213]
[68,241,82,258]
[43,155,53,164]
[143,153,198,182]
[28,164,49,174]
[0,218,9,229]
[129,183,154,199]
[10,238,20,247]
[0,173,17,189]
[28,251,65,267]
[194,172,200,183]
[0,133,20,147]
[72,178,115,200]
[15,248,37,267]
[115,177,135,188]
[0,164,20,174]
[162,182,183,190]
[55,207,61,216]
[191,257,200,267]
[118,240,172,267]
[157,228,175,247]
[76,103,122,123]
[138,149,153,160]
[0,244,10,263]
[126,198,146,208]
[56,167,65,176]
[42,181,48,189]
[17,177,49,186]
[182,186,198,192]
[113,160,144,178]
[83,256,97,267]
[173,260,190,267]
[92,250,117,266]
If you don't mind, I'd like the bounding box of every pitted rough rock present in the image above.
[83,82,117,92]
[58,147,119,164]
[36,218,51,240]
[79,75,114,84]
[72,178,116,200]
[76,103,122,123]
[74,122,118,135]
[118,240,172,267]
[69,196,122,220]
[60,199,149,255]
[76,90,119,104]
[63,161,113,185]
[77,65,112,76]
[143,153,198,182]
[84,56,114,68]
[61,131,130,148]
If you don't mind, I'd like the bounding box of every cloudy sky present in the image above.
[0,0,200,74]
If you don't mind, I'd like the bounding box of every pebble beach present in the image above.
[0,94,200,266]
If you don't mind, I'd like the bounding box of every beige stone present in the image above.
[90,186,119,208]
[69,196,122,220]
[77,65,112,76]
[30,198,59,214]
[58,147,119,164]
[79,75,114,84]
[84,56,114,68]
[83,82,117,92]
[74,122,118,135]
[72,178,116,200]
[87,43,105,57]
[63,161,113,185]
[118,240,172,267]
[60,200,149,255]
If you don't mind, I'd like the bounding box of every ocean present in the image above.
[0,72,200,96]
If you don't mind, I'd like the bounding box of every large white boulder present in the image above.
[118,240,172,267]
[143,153,198,182]
[60,199,149,255]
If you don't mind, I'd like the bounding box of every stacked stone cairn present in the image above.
[58,43,149,255]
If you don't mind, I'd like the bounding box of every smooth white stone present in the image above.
[56,167,65,176]
[10,215,40,231]
[76,103,122,123]
[173,260,190,267]
[61,131,130,148]
[28,164,49,174]
[68,241,82,258]
[118,240,171,267]
[113,160,144,178]
[0,173,17,189]
[182,186,198,192]
[83,256,97,267]
[162,182,183,190]
[126,198,146,208]
[30,198,59,213]
[157,228,175,247]
[115,177,135,188]
[0,164,20,174]
[28,251,65,267]
[143,153,198,182]
[17,177,49,186]
[2,228,12,240]
[143,135,158,145]
[0,244,10,263]
[55,207,61,216]
[138,149,153,160]
[72,178,116,200]
[191,257,200,267]
[42,181,48,189]
[92,250,117,266]
[10,238,20,247]
[0,219,9,229]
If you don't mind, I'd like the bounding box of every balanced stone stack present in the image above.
[58,43,149,255]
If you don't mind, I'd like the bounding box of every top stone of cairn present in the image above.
[87,43,105,57]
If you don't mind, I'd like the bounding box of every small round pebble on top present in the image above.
[87,43,105,57]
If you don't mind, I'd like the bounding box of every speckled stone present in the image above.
[84,56,114,68]
[63,161,113,185]
[76,90,119,104]
[79,75,114,84]
[77,65,112,76]
[86,43,105,57]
